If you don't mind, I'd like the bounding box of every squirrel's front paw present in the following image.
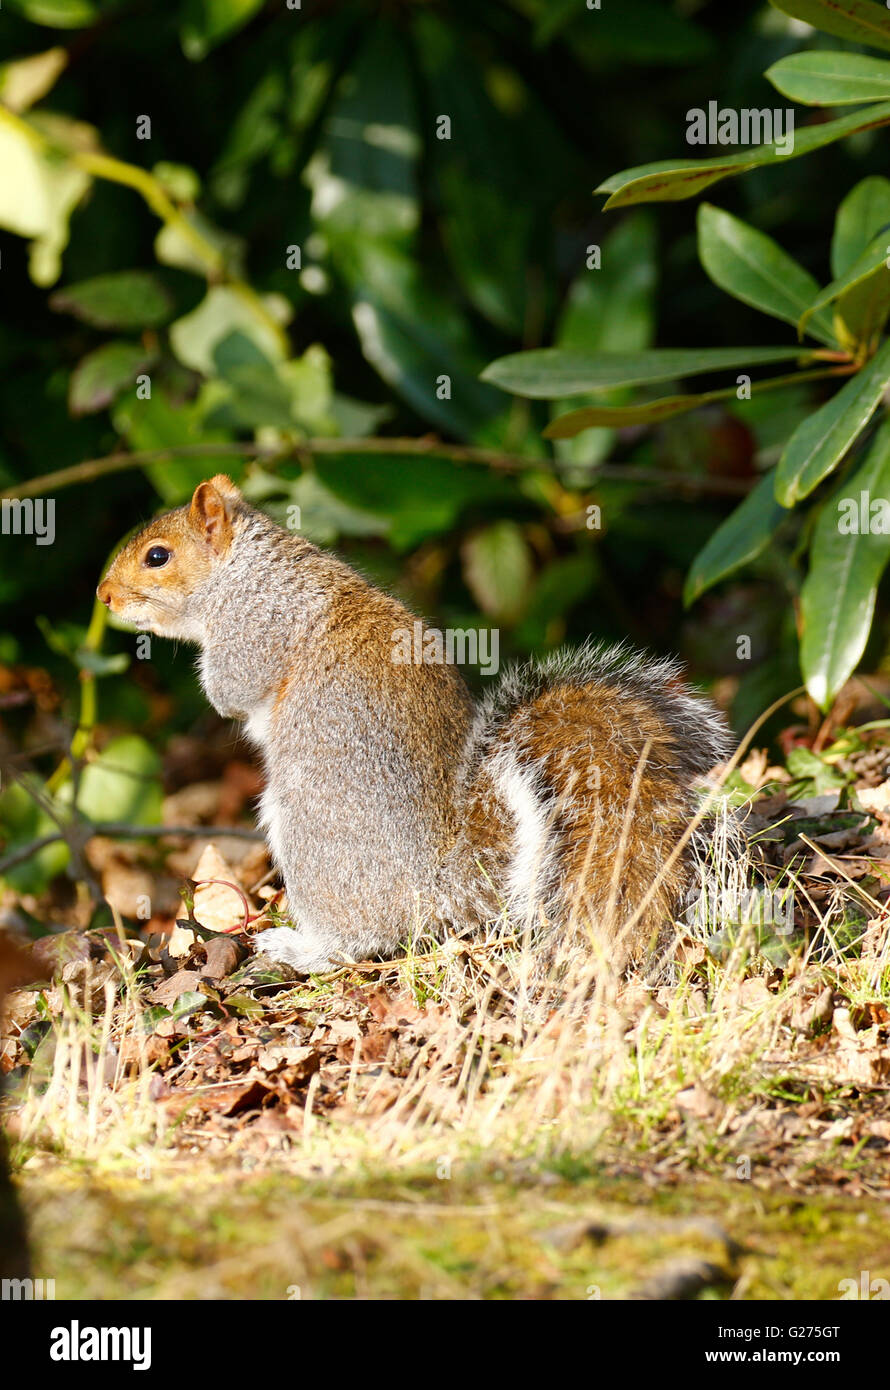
[252,926,334,975]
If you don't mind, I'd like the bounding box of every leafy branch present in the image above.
[0,100,289,356]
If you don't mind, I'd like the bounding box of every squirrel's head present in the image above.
[97,475,243,638]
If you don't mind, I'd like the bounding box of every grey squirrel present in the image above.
[97,475,731,973]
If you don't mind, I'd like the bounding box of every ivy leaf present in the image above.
[69,341,157,415]
[51,271,174,330]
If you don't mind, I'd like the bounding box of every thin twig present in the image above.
[0,823,264,875]
[0,438,754,499]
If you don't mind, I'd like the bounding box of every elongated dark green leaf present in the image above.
[684,470,787,605]
[596,102,890,208]
[482,346,818,400]
[698,204,837,346]
[544,368,839,437]
[766,51,890,105]
[832,176,890,276]
[799,229,890,336]
[547,392,724,435]
[768,0,890,55]
[801,419,890,709]
[775,339,890,505]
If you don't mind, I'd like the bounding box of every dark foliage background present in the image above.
[0,0,884,754]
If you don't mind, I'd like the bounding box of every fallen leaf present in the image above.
[191,844,249,933]
[149,969,203,1008]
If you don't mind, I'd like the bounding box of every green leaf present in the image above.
[767,0,890,55]
[697,204,838,346]
[37,616,131,676]
[35,618,127,676]
[72,735,163,825]
[766,51,890,105]
[0,48,68,113]
[223,991,264,1020]
[154,208,244,278]
[596,101,890,208]
[684,470,787,605]
[461,522,534,621]
[112,387,236,505]
[315,453,514,552]
[169,990,207,1022]
[775,339,890,505]
[69,341,157,415]
[801,419,890,709]
[181,0,265,60]
[0,113,91,286]
[140,1005,172,1033]
[74,648,130,677]
[799,229,890,342]
[169,286,286,374]
[353,287,505,440]
[304,24,421,256]
[50,271,174,330]
[0,779,70,895]
[832,176,890,276]
[438,170,532,335]
[262,473,389,547]
[5,0,99,27]
[828,177,890,345]
[545,368,838,437]
[482,345,818,399]
[547,394,712,435]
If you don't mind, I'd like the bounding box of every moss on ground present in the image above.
[17,1157,889,1300]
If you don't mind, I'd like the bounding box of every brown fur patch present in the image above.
[464,677,697,966]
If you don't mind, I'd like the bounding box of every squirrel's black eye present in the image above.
[145,545,171,568]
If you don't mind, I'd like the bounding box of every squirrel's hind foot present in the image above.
[252,926,337,976]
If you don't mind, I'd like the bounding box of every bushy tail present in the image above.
[440,641,733,968]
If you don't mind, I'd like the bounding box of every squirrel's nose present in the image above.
[97,580,113,607]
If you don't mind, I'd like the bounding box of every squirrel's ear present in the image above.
[189,478,236,554]
[205,474,241,499]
